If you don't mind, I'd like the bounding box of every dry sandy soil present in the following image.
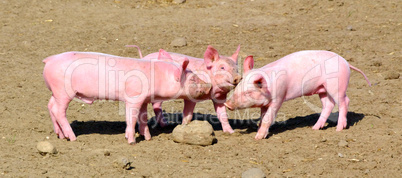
[0,0,401,177]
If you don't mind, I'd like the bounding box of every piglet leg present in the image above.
[255,101,282,140]
[47,96,65,139]
[313,93,335,130]
[213,102,234,133]
[182,100,196,124]
[125,103,141,145]
[325,78,350,131]
[336,96,350,131]
[139,104,151,141]
[152,102,167,127]
[48,95,76,141]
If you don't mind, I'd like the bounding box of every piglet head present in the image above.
[184,73,212,100]
[224,70,270,110]
[204,45,242,92]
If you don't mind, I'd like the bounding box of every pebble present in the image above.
[383,71,400,80]
[338,140,348,147]
[346,25,356,31]
[171,120,216,146]
[338,153,344,158]
[113,157,133,170]
[36,141,57,155]
[364,169,370,174]
[171,37,187,47]
[173,0,186,4]
[242,168,266,178]
[387,130,396,135]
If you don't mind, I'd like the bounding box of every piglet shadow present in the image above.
[152,111,366,137]
[70,111,366,141]
[71,120,126,136]
[267,112,366,136]
[70,120,159,143]
[147,112,261,136]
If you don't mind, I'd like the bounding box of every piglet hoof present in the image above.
[60,133,76,141]
[66,134,77,141]
[312,124,324,130]
[127,137,136,145]
[141,130,152,141]
[56,133,65,140]
[336,124,346,131]
[222,127,235,134]
[254,132,268,140]
[336,120,347,131]
[140,128,152,141]
[67,137,77,141]
[181,120,190,125]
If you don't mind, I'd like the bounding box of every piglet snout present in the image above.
[224,102,234,111]
[233,75,242,85]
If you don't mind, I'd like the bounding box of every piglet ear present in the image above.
[243,55,254,74]
[204,45,219,69]
[180,57,189,71]
[231,44,241,63]
[158,49,173,61]
[174,57,190,82]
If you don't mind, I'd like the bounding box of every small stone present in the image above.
[320,138,327,142]
[113,157,133,170]
[338,153,344,158]
[242,168,266,178]
[104,151,111,156]
[383,71,400,80]
[171,37,187,47]
[346,25,356,31]
[171,120,216,146]
[387,130,396,135]
[364,169,370,174]
[37,141,57,155]
[173,0,186,4]
[338,140,348,147]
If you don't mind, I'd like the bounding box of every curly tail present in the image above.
[349,65,371,86]
[125,45,143,58]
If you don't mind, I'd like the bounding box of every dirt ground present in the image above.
[0,0,401,177]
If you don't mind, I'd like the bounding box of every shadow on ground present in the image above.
[70,111,365,140]
[268,112,365,136]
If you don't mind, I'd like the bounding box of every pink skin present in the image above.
[43,51,211,144]
[128,45,246,133]
[224,51,371,140]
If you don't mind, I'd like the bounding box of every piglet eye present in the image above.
[220,66,225,70]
